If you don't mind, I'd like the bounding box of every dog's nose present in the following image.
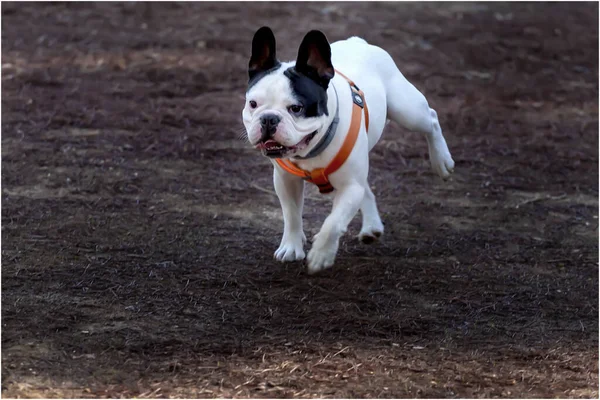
[260,113,281,139]
[260,114,281,127]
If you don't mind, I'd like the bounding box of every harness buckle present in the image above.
[352,92,364,108]
[306,168,332,193]
[351,85,365,109]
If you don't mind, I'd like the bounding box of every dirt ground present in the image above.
[1,2,598,398]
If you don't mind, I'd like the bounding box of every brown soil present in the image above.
[1,2,598,398]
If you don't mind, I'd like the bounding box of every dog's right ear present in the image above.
[249,26,279,82]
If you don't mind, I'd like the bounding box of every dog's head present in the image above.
[242,27,335,158]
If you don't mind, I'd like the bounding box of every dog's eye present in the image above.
[249,100,257,109]
[288,105,304,115]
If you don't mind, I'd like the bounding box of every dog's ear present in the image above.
[294,30,334,89]
[249,26,279,81]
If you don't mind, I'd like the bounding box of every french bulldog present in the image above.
[242,26,455,274]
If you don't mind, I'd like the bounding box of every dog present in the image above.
[241,27,455,274]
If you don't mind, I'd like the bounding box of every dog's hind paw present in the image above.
[358,229,382,244]
[429,142,455,179]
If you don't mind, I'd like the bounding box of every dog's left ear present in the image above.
[295,30,334,89]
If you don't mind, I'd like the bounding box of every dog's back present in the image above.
[329,37,400,150]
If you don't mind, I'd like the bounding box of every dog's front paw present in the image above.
[306,239,338,274]
[429,142,455,179]
[274,236,306,262]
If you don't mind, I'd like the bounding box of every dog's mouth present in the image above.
[256,131,317,158]
[258,140,289,158]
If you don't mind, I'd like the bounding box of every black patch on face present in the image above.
[284,67,329,118]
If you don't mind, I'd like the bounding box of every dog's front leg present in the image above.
[307,183,365,274]
[273,166,307,262]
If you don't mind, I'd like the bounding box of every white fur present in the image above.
[243,37,455,273]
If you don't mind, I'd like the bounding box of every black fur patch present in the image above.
[283,67,329,118]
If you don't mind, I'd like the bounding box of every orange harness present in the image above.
[275,70,370,193]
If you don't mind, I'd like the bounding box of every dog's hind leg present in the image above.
[358,184,384,244]
[384,70,455,178]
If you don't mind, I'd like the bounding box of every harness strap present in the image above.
[323,91,363,177]
[334,70,369,132]
[275,70,368,194]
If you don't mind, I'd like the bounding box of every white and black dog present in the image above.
[242,27,454,274]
